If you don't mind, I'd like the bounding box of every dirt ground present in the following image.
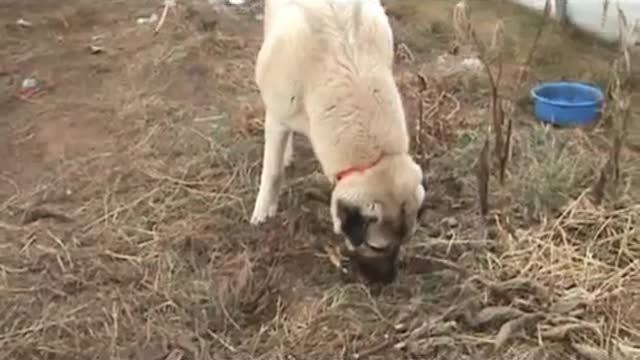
[1,0,639,359]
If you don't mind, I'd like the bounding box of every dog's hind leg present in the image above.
[283,133,294,169]
[250,112,291,225]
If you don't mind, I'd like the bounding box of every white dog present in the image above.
[250,0,428,283]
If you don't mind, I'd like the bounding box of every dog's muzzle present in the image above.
[346,243,400,284]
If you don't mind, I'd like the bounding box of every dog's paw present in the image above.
[283,142,294,169]
[249,203,278,225]
[283,152,295,169]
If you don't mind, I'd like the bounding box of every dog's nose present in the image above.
[366,237,394,253]
[366,240,400,259]
[367,244,389,252]
[367,243,391,254]
[355,254,399,284]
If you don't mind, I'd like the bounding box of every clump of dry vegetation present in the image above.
[0,0,639,359]
[403,0,640,357]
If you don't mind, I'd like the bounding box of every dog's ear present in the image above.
[417,174,429,220]
[337,200,369,247]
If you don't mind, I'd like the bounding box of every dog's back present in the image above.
[256,0,407,177]
[259,0,393,88]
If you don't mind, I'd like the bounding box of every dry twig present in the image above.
[155,0,176,34]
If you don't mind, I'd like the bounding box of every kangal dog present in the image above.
[250,0,428,283]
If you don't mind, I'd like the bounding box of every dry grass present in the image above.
[488,196,640,358]
[0,0,639,359]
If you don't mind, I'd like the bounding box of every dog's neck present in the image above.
[335,153,384,183]
[302,54,409,182]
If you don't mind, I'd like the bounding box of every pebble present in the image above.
[485,227,498,240]
[441,216,459,229]
[88,45,105,54]
[461,57,483,72]
[136,13,158,24]
[16,18,32,28]
[450,201,465,210]
[21,78,38,90]
[444,229,456,240]
[426,226,442,238]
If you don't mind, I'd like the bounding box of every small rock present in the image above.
[441,217,459,229]
[461,57,483,72]
[21,78,38,90]
[175,335,198,355]
[436,54,449,64]
[485,227,498,240]
[18,77,45,99]
[444,229,456,240]
[484,214,498,225]
[450,201,465,210]
[164,349,184,360]
[426,226,442,238]
[88,45,104,54]
[136,13,158,24]
[394,323,408,332]
[16,18,32,28]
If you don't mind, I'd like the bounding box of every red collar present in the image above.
[335,154,384,182]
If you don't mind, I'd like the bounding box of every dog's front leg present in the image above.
[250,113,291,225]
[283,133,294,169]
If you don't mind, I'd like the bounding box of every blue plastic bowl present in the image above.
[530,81,604,126]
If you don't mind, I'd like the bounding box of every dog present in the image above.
[250,0,428,283]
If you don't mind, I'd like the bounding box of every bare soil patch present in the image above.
[1,1,639,359]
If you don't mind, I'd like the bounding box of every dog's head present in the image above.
[330,154,428,284]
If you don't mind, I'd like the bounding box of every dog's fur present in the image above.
[250,0,428,283]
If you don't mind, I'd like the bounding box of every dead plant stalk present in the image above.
[456,0,550,215]
[593,5,635,204]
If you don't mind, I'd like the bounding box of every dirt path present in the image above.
[1,1,638,359]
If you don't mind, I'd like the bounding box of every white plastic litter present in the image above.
[136,13,159,24]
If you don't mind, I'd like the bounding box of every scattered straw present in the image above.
[1,1,639,359]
